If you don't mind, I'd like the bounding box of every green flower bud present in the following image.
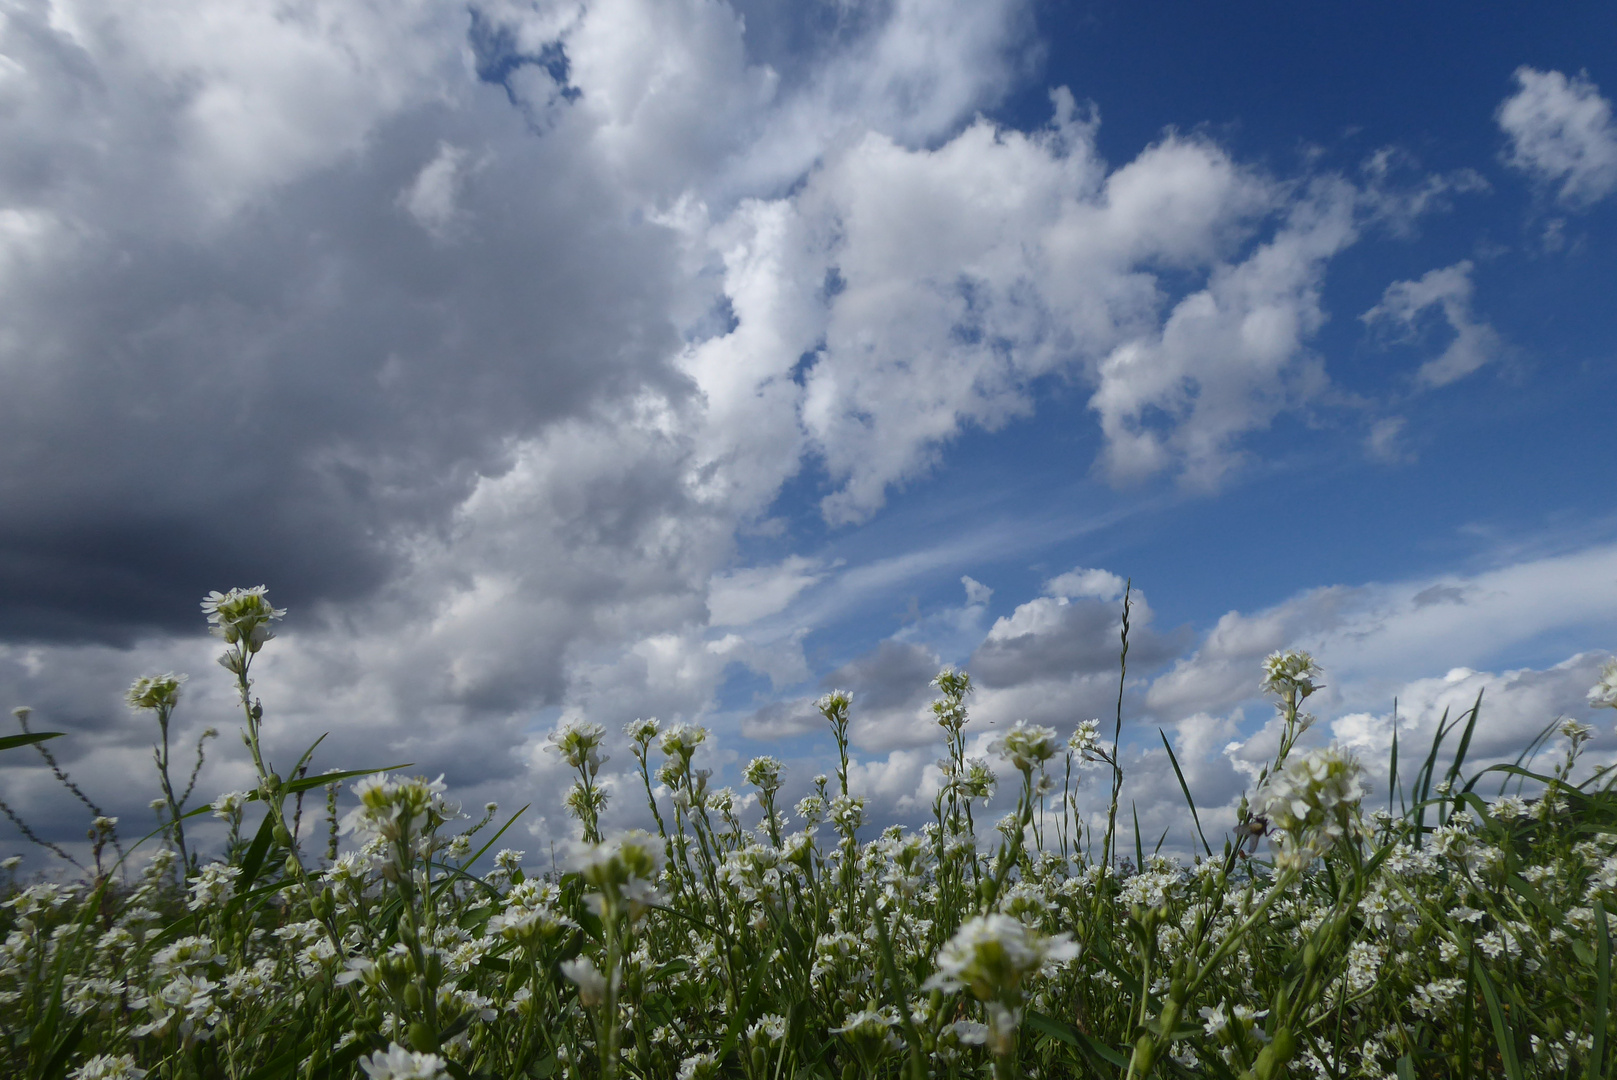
[408,1021,437,1053]
[404,983,423,1011]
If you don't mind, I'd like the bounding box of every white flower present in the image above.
[560,956,608,1006]
[676,1052,718,1080]
[1261,650,1322,697]
[200,586,285,652]
[545,719,608,774]
[748,1013,787,1044]
[926,913,1079,1001]
[358,1043,450,1080]
[624,717,659,745]
[1253,745,1367,870]
[744,756,784,794]
[1588,659,1617,709]
[70,1055,147,1080]
[1068,719,1102,755]
[658,723,708,761]
[990,720,1060,773]
[126,673,186,712]
[186,864,241,912]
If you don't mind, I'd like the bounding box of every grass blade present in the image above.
[1590,899,1611,1080]
[1159,729,1212,857]
[0,731,62,753]
[1473,952,1524,1080]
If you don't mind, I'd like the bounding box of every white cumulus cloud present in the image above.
[1497,66,1617,208]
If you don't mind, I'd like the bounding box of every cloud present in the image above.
[1364,415,1410,464]
[398,142,475,240]
[1043,566,1125,601]
[708,556,825,626]
[1361,260,1504,388]
[1497,67,1617,209]
[0,0,1527,863]
[1147,543,1617,724]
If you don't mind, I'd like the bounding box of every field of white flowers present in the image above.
[2,586,1615,1080]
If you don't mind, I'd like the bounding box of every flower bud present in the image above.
[273,823,293,847]
[404,983,423,1011]
[1253,1028,1296,1080]
[408,1021,437,1053]
[283,854,301,877]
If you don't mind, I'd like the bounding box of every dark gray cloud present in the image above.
[0,10,687,642]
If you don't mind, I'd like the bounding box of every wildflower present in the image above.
[359,1043,450,1080]
[816,689,852,721]
[677,1052,719,1080]
[1490,795,1529,821]
[1261,650,1322,697]
[957,758,997,801]
[342,774,460,845]
[493,848,525,873]
[743,755,784,795]
[833,1007,904,1062]
[126,673,186,712]
[187,864,241,911]
[70,1055,146,1080]
[990,720,1060,773]
[658,723,708,762]
[828,794,866,833]
[1588,659,1617,709]
[927,913,1079,1000]
[576,831,664,922]
[561,956,609,1006]
[624,717,659,756]
[200,586,285,652]
[1068,718,1102,755]
[1252,745,1367,871]
[748,1013,787,1044]
[546,719,607,775]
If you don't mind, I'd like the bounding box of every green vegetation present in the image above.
[2,586,1615,1080]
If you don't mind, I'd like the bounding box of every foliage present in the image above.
[2,588,1615,1080]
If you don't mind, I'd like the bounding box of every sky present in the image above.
[2,0,1615,868]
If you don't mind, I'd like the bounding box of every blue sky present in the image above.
[1,0,1614,862]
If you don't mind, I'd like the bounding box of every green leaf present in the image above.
[0,731,62,752]
[1395,1054,1415,1080]
[1159,729,1212,857]
[33,1011,88,1080]
[1473,952,1524,1080]
[1023,1010,1129,1072]
[1590,899,1611,1080]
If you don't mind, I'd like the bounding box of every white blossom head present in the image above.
[200,586,285,652]
[1587,659,1617,710]
[1260,650,1322,699]
[743,755,784,795]
[658,722,708,762]
[561,956,609,1007]
[545,719,608,774]
[990,720,1060,774]
[69,1055,148,1080]
[358,1042,449,1080]
[925,913,1079,1002]
[623,716,660,747]
[1253,745,1367,870]
[126,673,186,712]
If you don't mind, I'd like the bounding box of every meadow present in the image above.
[2,586,1615,1080]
